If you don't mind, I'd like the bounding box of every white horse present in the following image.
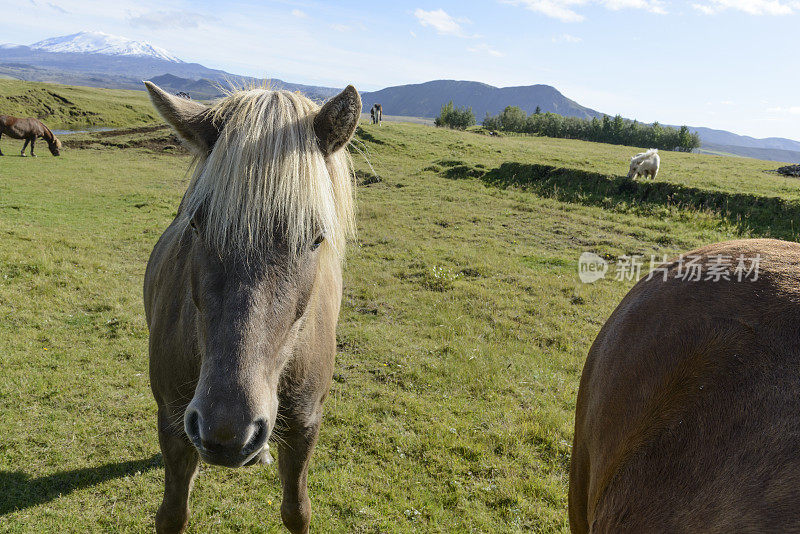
[627,148,660,180]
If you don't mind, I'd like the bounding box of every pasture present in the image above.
[0,93,796,532]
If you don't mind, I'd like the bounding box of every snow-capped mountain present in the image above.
[29,31,182,63]
[0,31,340,101]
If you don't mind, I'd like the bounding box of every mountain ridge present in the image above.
[361,79,602,121]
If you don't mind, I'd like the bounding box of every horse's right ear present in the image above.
[314,85,361,156]
[143,81,218,154]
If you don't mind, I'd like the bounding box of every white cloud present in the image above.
[291,9,307,18]
[693,0,799,15]
[128,10,209,30]
[501,0,667,22]
[552,33,582,42]
[330,23,351,32]
[692,3,716,13]
[768,106,800,114]
[414,8,473,37]
[502,0,587,22]
[467,43,505,56]
[604,0,667,13]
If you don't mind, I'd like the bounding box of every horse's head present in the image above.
[48,137,62,157]
[145,82,359,467]
[627,157,639,178]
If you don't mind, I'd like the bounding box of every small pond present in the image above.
[51,127,116,135]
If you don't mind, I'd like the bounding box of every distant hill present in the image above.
[146,73,341,102]
[361,80,601,120]
[697,143,800,164]
[688,126,800,153]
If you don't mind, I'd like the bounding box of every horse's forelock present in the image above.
[182,89,356,262]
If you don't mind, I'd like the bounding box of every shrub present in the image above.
[498,106,527,132]
[435,101,476,130]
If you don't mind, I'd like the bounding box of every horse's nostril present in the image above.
[185,408,201,444]
[242,418,269,457]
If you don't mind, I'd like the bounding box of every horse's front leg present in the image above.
[0,131,4,156]
[29,138,36,157]
[20,138,28,157]
[155,408,199,534]
[277,403,324,534]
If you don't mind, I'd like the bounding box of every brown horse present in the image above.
[570,238,800,533]
[143,81,359,534]
[0,116,62,156]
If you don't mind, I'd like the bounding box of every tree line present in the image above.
[434,101,701,152]
[481,106,700,152]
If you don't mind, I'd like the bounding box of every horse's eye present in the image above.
[311,234,325,251]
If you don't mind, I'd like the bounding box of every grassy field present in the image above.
[0,106,797,532]
[0,80,158,130]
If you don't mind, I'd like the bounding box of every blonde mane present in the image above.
[181,88,355,261]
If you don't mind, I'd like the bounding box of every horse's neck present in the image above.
[39,124,54,142]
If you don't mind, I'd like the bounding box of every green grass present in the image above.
[0,80,159,130]
[0,117,796,532]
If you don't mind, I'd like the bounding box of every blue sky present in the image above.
[3,0,800,140]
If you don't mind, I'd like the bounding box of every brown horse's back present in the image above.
[0,116,48,139]
[570,239,800,533]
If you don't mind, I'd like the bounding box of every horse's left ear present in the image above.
[144,81,219,154]
[314,85,361,156]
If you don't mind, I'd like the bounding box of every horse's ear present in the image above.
[144,81,218,154]
[314,85,361,156]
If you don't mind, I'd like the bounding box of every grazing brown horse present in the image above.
[0,115,62,156]
[570,238,800,533]
[143,81,359,533]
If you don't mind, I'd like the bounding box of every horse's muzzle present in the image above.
[184,408,271,467]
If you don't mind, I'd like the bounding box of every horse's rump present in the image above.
[571,239,800,533]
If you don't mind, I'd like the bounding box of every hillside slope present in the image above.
[0,79,158,128]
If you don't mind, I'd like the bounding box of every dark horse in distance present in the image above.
[0,116,62,156]
[370,103,382,125]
